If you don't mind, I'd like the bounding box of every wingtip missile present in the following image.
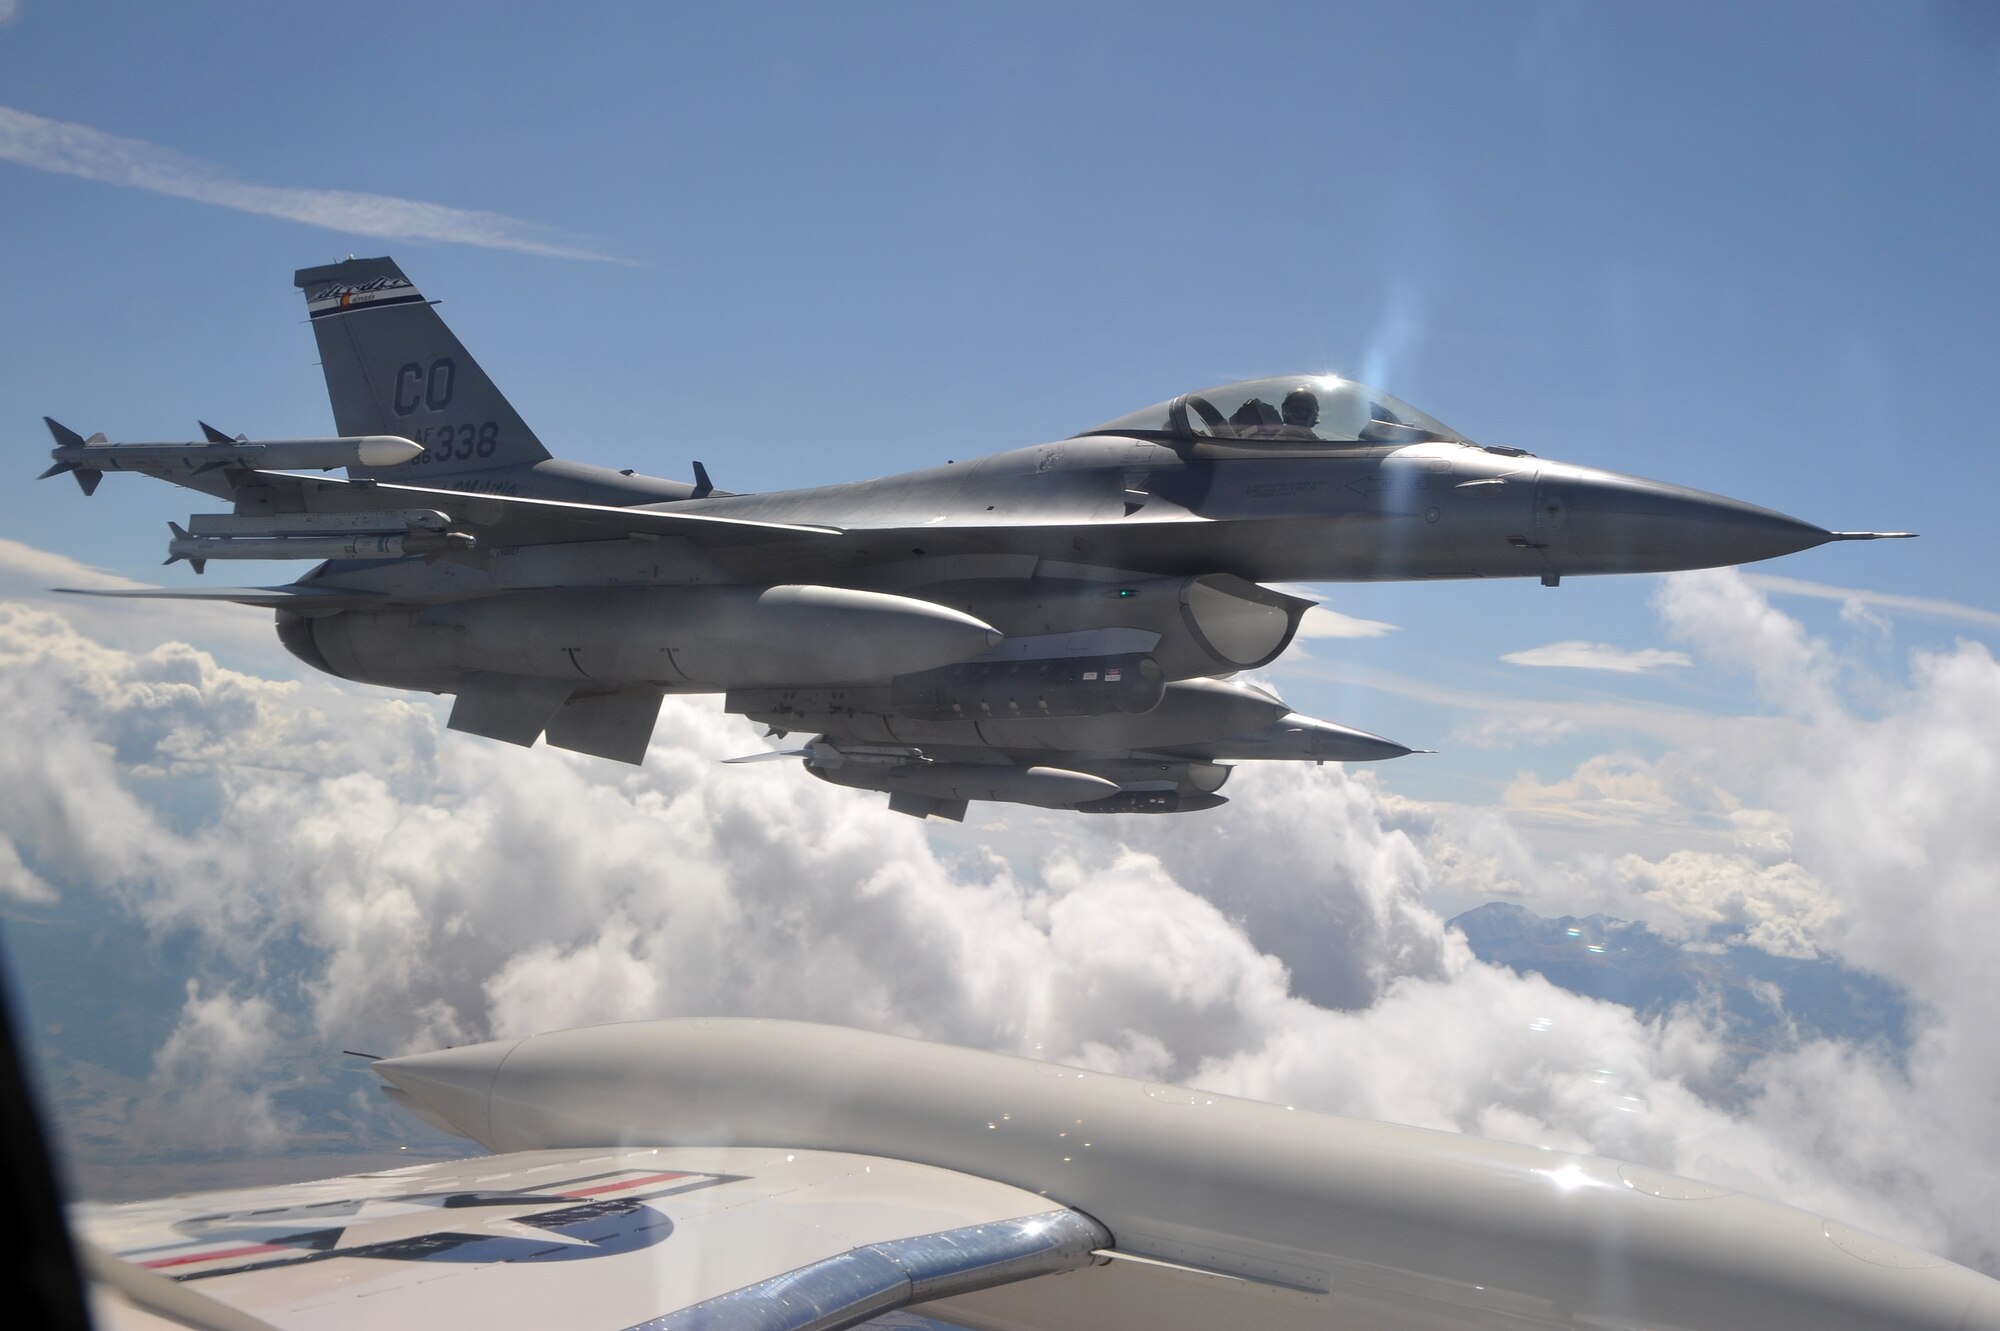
[43,430,425,476]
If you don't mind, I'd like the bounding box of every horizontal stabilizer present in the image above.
[543,689,665,764]
[53,584,386,612]
[447,673,574,747]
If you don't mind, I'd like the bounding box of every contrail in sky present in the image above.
[1744,573,2000,629]
[0,105,626,263]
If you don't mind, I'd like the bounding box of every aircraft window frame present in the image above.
[1078,377,1472,447]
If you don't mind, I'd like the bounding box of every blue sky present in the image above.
[4,1,1995,790]
[6,0,2000,1274]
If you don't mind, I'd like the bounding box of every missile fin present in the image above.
[198,420,234,445]
[691,461,714,498]
[43,417,86,449]
[721,747,811,764]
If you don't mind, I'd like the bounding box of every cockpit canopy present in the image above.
[1079,375,1470,446]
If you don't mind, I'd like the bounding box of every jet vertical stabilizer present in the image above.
[294,257,553,480]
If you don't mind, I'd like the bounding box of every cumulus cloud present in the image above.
[137,982,290,1152]
[1613,850,1836,959]
[7,560,2000,1272]
[1655,569,1841,718]
[0,105,625,262]
[1500,640,1692,673]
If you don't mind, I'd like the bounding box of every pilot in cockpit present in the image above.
[1228,397,1281,435]
[1280,387,1321,438]
[1226,388,1324,440]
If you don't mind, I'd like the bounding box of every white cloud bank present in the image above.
[0,105,624,263]
[1501,640,1692,672]
[4,563,2000,1273]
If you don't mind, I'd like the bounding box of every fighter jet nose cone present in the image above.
[1554,469,1839,574]
[373,1037,521,1144]
[1341,732,1414,762]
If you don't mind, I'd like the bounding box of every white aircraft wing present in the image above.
[73,1146,1106,1331]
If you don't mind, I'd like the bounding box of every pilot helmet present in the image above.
[1281,387,1321,429]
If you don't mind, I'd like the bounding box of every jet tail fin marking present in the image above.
[293,257,553,481]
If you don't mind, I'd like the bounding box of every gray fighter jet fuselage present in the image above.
[44,257,1910,819]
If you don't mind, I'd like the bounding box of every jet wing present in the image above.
[280,474,845,546]
[74,1145,1106,1331]
[52,584,388,613]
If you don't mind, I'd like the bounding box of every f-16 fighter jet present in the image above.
[44,258,1909,818]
